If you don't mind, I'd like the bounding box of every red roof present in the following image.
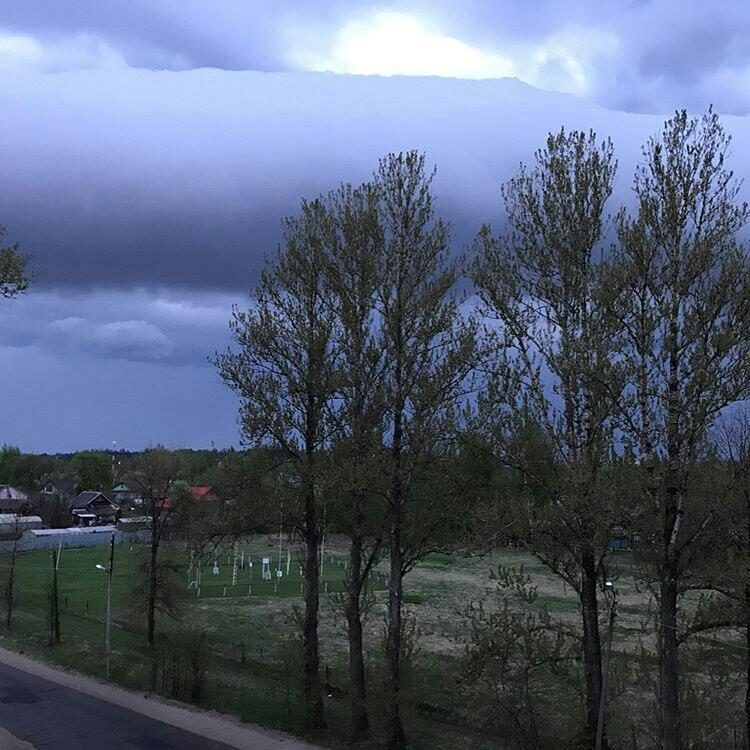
[156,487,214,510]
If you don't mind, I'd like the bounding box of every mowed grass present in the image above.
[0,539,681,748]
[0,539,382,738]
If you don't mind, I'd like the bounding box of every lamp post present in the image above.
[96,533,116,681]
[595,581,618,750]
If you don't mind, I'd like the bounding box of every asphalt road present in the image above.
[0,659,235,750]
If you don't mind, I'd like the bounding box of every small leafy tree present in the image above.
[0,445,21,485]
[461,571,583,749]
[126,446,182,644]
[73,451,113,494]
[0,226,30,299]
[3,517,21,630]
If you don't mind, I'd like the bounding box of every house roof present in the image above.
[45,479,76,497]
[30,526,116,537]
[160,486,215,509]
[0,486,28,502]
[70,491,114,510]
[0,514,42,525]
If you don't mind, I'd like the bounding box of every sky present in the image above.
[1,0,750,453]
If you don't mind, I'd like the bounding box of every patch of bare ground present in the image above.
[320,544,666,657]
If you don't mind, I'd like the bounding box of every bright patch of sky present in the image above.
[290,10,617,97]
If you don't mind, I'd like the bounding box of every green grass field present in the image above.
[0,539,744,749]
[0,539,572,747]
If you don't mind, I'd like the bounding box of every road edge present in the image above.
[0,646,317,750]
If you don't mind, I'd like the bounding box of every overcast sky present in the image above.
[2,1,749,453]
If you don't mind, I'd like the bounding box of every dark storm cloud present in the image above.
[3,59,750,452]
[2,68,749,292]
[2,1,750,112]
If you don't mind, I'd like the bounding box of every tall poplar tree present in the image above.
[324,181,386,742]
[472,129,620,747]
[215,200,339,735]
[376,151,476,749]
[610,109,750,750]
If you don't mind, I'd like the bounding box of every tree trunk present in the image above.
[745,488,750,750]
[347,491,369,742]
[659,568,680,750]
[147,519,158,645]
[386,521,405,750]
[5,537,17,631]
[303,481,325,735]
[386,394,406,750]
[385,397,406,750]
[746,574,750,750]
[659,317,681,750]
[580,550,605,749]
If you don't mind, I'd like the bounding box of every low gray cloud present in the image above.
[47,317,173,361]
[0,288,236,366]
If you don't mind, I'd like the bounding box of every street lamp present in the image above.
[595,581,618,750]
[96,534,116,681]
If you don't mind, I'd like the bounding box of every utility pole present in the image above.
[596,581,618,750]
[50,550,60,644]
[111,439,117,489]
[96,533,116,680]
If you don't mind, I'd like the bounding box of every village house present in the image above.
[112,481,141,508]
[40,478,76,499]
[158,485,217,510]
[69,491,118,526]
[25,478,76,529]
[0,514,43,539]
[0,485,30,514]
[190,486,217,503]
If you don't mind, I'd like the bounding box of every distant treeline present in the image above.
[0,444,238,494]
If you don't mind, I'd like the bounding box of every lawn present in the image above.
[0,538,742,749]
